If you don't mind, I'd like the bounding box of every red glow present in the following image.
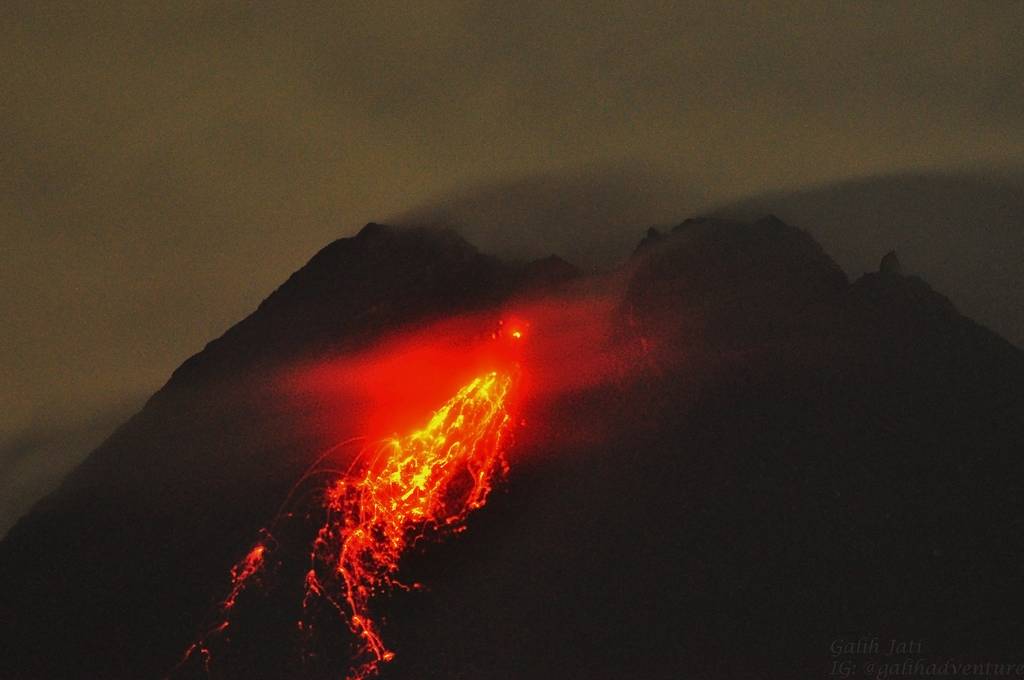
[285,312,524,438]
[282,290,638,448]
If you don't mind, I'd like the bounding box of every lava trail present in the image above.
[305,370,515,679]
[176,538,271,674]
[177,369,516,680]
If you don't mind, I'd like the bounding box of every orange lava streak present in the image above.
[307,371,515,680]
[224,544,266,610]
[176,541,268,674]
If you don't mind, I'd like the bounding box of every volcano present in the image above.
[2,217,1023,680]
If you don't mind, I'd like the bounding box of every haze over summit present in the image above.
[2,1,1024,534]
[392,166,1024,348]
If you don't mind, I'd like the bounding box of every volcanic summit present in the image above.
[2,218,1022,680]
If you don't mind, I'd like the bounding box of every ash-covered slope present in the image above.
[2,217,1023,680]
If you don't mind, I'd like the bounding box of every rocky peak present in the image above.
[627,215,848,345]
[879,249,902,274]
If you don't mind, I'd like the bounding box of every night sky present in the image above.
[2,1,1023,534]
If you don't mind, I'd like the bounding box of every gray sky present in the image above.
[2,1,1023,534]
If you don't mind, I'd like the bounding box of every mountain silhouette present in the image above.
[710,168,1024,347]
[1,217,1022,680]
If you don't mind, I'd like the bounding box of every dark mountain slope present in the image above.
[370,219,1024,680]
[0,224,570,680]
[1,216,1022,679]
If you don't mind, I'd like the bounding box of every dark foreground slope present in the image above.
[2,218,1023,679]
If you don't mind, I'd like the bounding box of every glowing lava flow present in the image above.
[305,370,515,680]
[175,369,517,680]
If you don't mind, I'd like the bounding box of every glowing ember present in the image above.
[305,371,514,679]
